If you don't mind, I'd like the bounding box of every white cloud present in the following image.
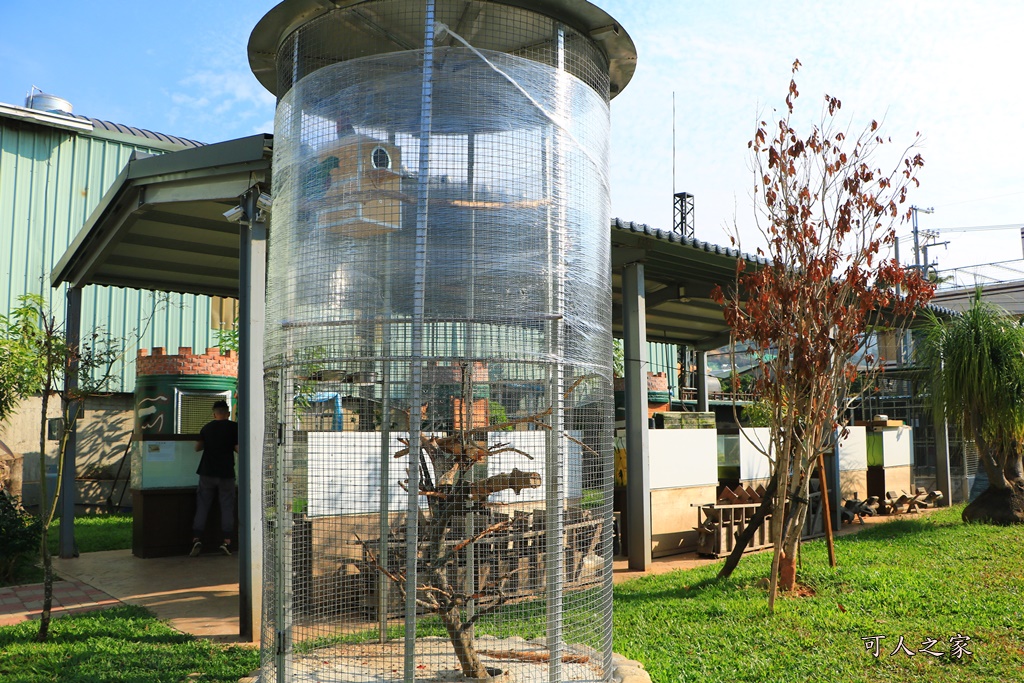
[165,68,275,142]
[601,0,1024,272]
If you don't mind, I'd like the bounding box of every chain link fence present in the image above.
[259,1,626,680]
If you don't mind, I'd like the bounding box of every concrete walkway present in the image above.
[0,549,245,642]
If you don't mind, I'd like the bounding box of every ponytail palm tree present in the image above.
[918,292,1024,523]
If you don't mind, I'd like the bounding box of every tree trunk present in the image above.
[766,431,793,613]
[36,390,52,642]
[778,474,810,592]
[778,552,797,592]
[423,471,490,679]
[962,483,1024,524]
[972,417,1009,490]
[718,470,779,580]
[1003,450,1024,486]
[977,448,1009,491]
[440,607,491,679]
[35,550,53,642]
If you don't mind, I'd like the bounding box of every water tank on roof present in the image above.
[25,91,72,115]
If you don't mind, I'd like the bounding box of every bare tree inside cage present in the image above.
[249,1,635,680]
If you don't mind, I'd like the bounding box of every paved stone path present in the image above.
[0,577,120,626]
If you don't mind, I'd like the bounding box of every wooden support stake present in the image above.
[816,452,836,568]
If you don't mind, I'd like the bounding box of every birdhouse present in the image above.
[315,134,403,238]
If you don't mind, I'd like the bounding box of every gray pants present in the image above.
[193,475,235,538]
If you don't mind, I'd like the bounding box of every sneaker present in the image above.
[219,541,231,556]
[189,539,202,557]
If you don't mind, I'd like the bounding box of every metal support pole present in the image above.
[829,435,842,532]
[405,2,435,676]
[274,363,294,683]
[912,207,921,272]
[695,350,709,413]
[238,188,266,641]
[378,248,393,642]
[464,131,477,639]
[544,26,567,683]
[935,417,953,507]
[621,262,651,571]
[377,359,391,641]
[59,286,82,559]
[934,379,953,507]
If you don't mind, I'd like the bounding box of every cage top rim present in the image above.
[248,0,636,99]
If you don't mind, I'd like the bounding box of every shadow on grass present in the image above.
[0,606,192,647]
[614,575,739,604]
[833,514,962,544]
[617,510,970,603]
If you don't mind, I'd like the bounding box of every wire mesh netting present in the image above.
[262,1,616,680]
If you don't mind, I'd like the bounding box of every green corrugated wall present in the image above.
[647,341,679,395]
[0,117,216,393]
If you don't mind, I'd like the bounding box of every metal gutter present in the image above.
[0,102,93,133]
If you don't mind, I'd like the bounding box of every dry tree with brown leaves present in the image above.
[713,60,936,612]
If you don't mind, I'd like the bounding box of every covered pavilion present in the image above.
[50,133,953,639]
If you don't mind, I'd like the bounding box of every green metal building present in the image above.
[0,95,223,393]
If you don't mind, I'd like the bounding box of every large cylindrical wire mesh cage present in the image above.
[251,1,634,680]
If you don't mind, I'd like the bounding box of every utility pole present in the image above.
[911,205,934,272]
[902,206,934,366]
[921,234,950,281]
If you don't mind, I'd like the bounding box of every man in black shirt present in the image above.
[190,400,239,556]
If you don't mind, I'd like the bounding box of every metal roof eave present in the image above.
[609,218,957,348]
[0,102,94,133]
[51,134,273,296]
[248,0,637,98]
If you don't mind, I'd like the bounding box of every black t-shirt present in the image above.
[196,419,239,479]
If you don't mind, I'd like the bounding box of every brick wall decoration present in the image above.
[136,347,238,377]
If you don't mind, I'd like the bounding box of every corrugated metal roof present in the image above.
[74,115,204,150]
[0,101,203,152]
[610,217,956,349]
[610,218,756,349]
[931,281,1024,315]
[52,134,274,298]
[612,218,770,265]
[1,113,218,393]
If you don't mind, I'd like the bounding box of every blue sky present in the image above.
[3,0,1022,283]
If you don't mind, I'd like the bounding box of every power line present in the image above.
[934,190,1024,209]
[935,223,1024,233]
[936,257,1024,272]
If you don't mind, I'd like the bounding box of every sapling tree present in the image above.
[2,294,125,641]
[0,298,47,426]
[0,298,49,501]
[44,305,125,640]
[713,61,935,610]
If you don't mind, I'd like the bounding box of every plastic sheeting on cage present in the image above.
[260,1,620,681]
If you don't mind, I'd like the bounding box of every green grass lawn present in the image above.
[2,506,1022,682]
[3,513,132,587]
[0,605,259,683]
[46,512,133,555]
[612,505,1024,682]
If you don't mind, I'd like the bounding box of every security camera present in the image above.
[223,205,246,223]
[256,192,273,212]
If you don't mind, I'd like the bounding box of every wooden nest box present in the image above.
[316,134,403,238]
